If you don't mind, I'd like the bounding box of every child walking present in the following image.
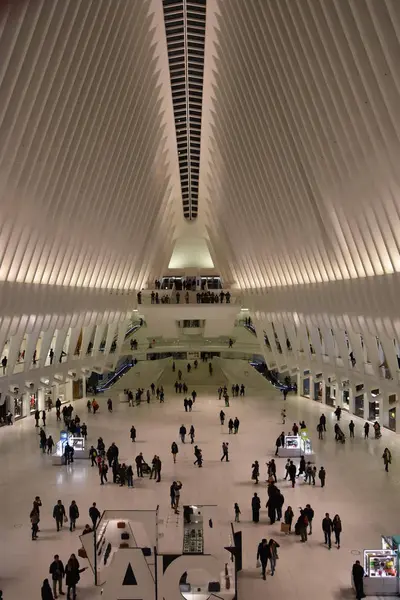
[234,503,241,523]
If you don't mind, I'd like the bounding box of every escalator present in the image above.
[95,322,143,392]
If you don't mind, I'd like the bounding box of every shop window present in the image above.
[29,393,37,413]
[388,408,396,432]
[369,401,380,421]
[14,397,23,418]
[354,394,364,418]
[342,390,350,411]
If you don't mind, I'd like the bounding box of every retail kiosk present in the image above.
[277,430,315,462]
[354,536,400,596]
[52,430,86,465]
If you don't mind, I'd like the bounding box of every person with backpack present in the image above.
[89,446,97,467]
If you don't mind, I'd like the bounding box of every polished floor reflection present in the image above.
[0,384,397,599]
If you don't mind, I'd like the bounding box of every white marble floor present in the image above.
[0,384,399,599]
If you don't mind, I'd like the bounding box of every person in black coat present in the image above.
[322,512,333,549]
[352,560,366,599]
[49,555,65,598]
[276,491,285,522]
[41,578,54,600]
[89,502,100,528]
[65,554,86,600]
[256,538,270,580]
[130,426,136,442]
[69,501,79,532]
[53,500,66,532]
[252,493,261,523]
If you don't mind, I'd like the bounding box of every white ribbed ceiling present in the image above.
[1,0,400,293]
[203,0,400,289]
[0,0,180,290]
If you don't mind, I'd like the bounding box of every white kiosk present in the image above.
[277,430,316,462]
[52,430,86,465]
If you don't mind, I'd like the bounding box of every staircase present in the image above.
[159,359,227,387]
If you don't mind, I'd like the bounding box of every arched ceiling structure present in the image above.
[202,0,400,292]
[0,0,400,307]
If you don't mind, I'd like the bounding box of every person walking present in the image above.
[228,418,234,434]
[284,506,294,533]
[155,456,162,482]
[47,435,55,455]
[284,458,290,480]
[41,578,54,600]
[268,459,277,483]
[221,442,229,462]
[69,500,79,532]
[189,425,195,444]
[317,422,323,439]
[135,453,144,477]
[322,512,333,549]
[219,410,225,425]
[53,500,66,532]
[252,493,261,523]
[126,465,134,488]
[320,414,326,431]
[179,424,186,443]
[42,410,47,427]
[256,538,270,580]
[35,408,40,427]
[275,435,281,456]
[349,420,355,438]
[107,398,113,412]
[171,441,178,463]
[49,555,65,599]
[234,503,241,523]
[318,466,326,487]
[334,406,341,421]
[364,422,369,439]
[89,446,97,467]
[89,502,100,528]
[288,461,297,488]
[233,417,240,433]
[268,539,280,576]
[333,514,342,549]
[130,425,136,442]
[304,504,314,535]
[252,461,260,484]
[100,462,108,485]
[297,509,308,542]
[193,446,203,467]
[383,448,392,472]
[30,508,40,540]
[352,560,366,599]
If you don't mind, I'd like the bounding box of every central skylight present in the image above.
[162,0,207,220]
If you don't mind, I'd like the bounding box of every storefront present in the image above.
[355,394,364,418]
[29,392,38,413]
[342,389,350,411]
[369,395,380,421]
[302,371,310,398]
[313,380,323,402]
[14,395,23,419]
[326,381,336,407]
[389,407,396,432]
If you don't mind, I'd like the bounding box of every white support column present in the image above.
[37,388,45,411]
